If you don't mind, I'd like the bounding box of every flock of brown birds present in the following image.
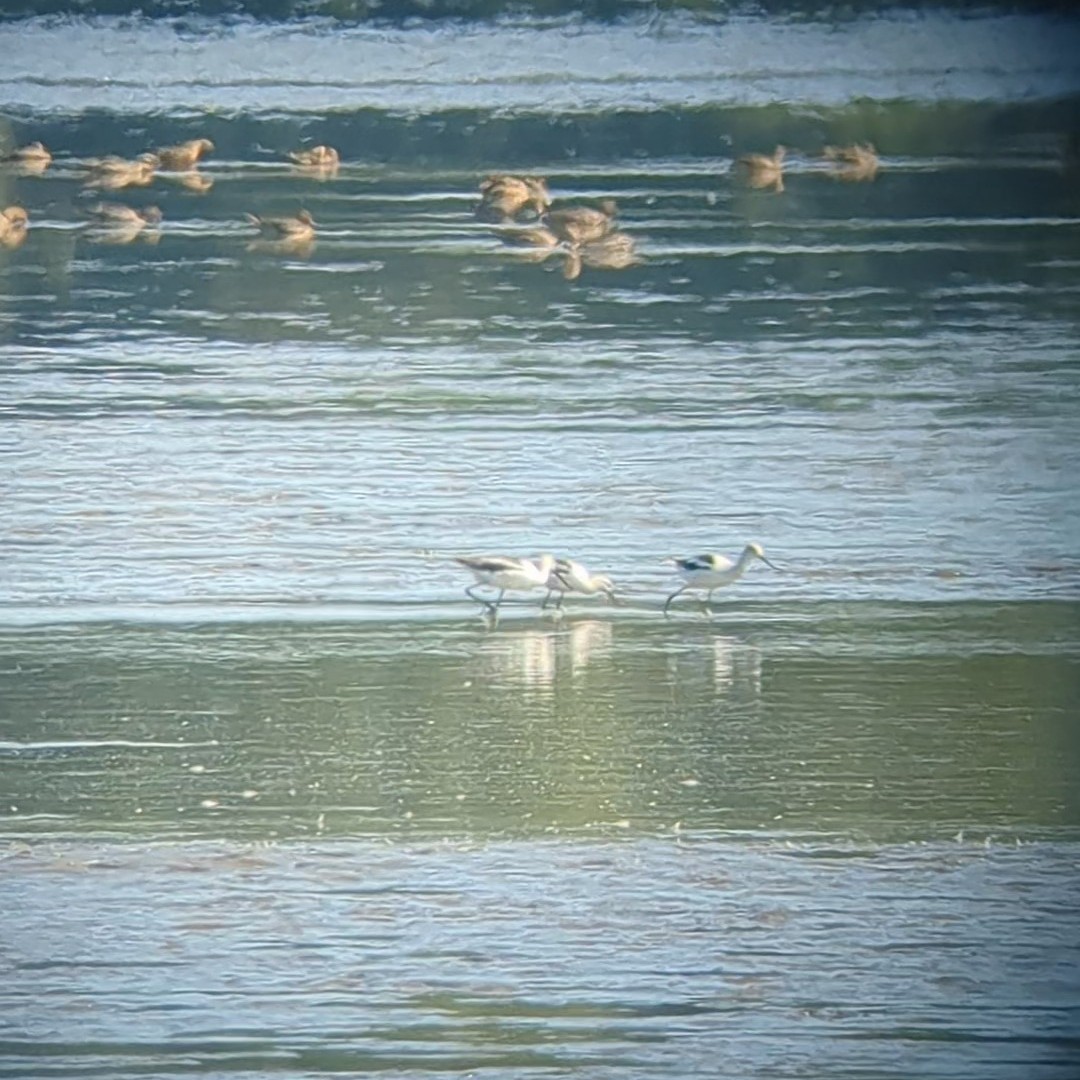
[473,142,879,278]
[0,137,335,253]
[733,142,880,192]
[478,175,638,281]
[0,136,880,264]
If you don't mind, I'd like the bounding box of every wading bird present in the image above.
[542,558,616,609]
[664,543,778,614]
[456,554,557,614]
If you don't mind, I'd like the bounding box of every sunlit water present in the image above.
[2,7,1079,1078]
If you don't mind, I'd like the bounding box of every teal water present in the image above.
[2,6,1079,1077]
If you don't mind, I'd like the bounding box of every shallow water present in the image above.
[3,837,1079,1078]
[2,5,1079,1078]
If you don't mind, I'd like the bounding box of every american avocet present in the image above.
[456,554,557,613]
[542,558,616,609]
[664,543,778,614]
[733,146,786,192]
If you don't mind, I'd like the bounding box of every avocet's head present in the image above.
[595,575,616,601]
[747,542,778,570]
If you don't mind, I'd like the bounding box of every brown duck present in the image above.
[84,153,159,191]
[478,175,551,220]
[561,230,639,280]
[0,206,29,248]
[246,209,315,240]
[288,145,340,168]
[823,142,879,182]
[156,139,214,170]
[542,200,618,245]
[87,203,162,227]
[4,141,52,175]
[734,146,786,192]
[245,209,316,255]
[85,203,163,244]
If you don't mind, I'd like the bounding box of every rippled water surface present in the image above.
[2,6,1079,1078]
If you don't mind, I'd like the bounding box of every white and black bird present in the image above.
[664,543,777,614]
[543,558,616,609]
[456,554,557,614]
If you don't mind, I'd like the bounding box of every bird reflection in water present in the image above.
[497,226,562,263]
[471,618,614,690]
[664,633,762,699]
[162,170,214,194]
[564,618,613,677]
[710,635,762,697]
[474,627,557,691]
